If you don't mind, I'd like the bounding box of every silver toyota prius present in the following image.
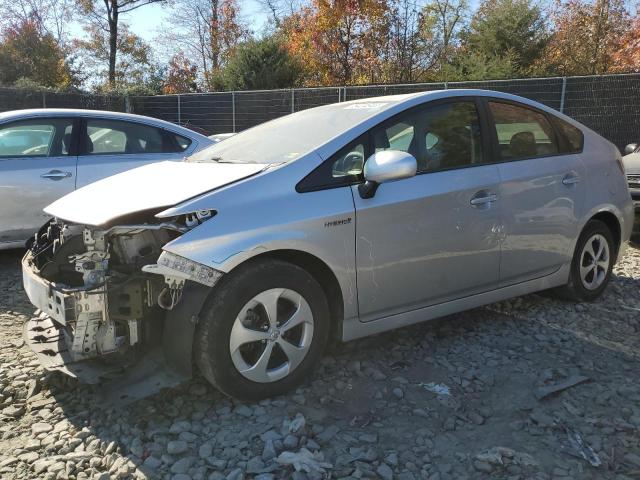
[0,109,213,249]
[21,90,634,402]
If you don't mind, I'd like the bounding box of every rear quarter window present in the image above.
[551,116,584,153]
[164,131,192,153]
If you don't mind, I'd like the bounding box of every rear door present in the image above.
[352,98,503,322]
[486,99,586,286]
[0,117,77,245]
[76,118,194,188]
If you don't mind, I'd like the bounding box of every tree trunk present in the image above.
[108,0,119,87]
[209,0,219,71]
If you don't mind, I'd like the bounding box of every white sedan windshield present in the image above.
[187,101,392,164]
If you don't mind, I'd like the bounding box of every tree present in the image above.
[382,0,439,83]
[163,51,199,93]
[448,49,518,80]
[461,0,548,75]
[423,0,468,79]
[74,23,157,89]
[283,0,390,85]
[77,0,165,88]
[159,0,248,89]
[539,0,632,75]
[0,18,73,88]
[220,36,302,90]
[0,0,76,44]
[611,13,640,72]
[255,0,304,27]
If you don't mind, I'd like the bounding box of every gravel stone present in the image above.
[377,463,394,480]
[171,456,194,474]
[143,456,162,469]
[392,388,404,399]
[167,440,189,455]
[262,439,277,461]
[31,422,53,434]
[283,434,298,449]
[226,468,244,480]
[1,247,640,480]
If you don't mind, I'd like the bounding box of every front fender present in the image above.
[159,186,359,325]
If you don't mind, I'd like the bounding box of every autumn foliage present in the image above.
[539,0,635,75]
[0,0,638,91]
[163,52,199,94]
[282,0,390,86]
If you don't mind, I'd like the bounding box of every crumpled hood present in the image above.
[623,152,640,174]
[45,161,266,225]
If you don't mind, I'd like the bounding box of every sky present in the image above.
[115,1,269,43]
[69,0,270,65]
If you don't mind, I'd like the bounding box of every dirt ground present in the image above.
[0,245,639,480]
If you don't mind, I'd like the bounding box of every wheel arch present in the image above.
[590,210,621,257]
[224,249,345,345]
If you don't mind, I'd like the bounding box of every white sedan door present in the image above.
[0,118,77,246]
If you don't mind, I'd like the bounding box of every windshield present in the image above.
[187,100,393,164]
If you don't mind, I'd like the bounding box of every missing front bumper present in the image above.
[23,313,123,383]
[21,236,213,403]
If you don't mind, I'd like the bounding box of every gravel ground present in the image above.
[1,246,639,480]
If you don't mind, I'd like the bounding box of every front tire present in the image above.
[195,259,330,401]
[555,219,615,302]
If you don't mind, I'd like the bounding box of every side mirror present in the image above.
[358,150,417,199]
[625,143,639,155]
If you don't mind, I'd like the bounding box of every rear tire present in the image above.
[554,219,615,302]
[195,259,330,401]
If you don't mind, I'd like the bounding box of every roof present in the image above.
[0,108,209,139]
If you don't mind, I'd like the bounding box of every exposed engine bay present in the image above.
[21,211,221,398]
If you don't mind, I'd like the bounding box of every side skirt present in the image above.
[342,263,570,342]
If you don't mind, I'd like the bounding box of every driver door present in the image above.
[351,99,503,322]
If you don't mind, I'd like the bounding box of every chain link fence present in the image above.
[0,88,127,113]
[129,74,639,150]
[1,74,639,150]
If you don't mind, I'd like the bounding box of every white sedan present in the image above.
[0,109,213,249]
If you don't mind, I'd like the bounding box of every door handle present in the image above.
[562,173,580,186]
[41,170,72,181]
[470,192,498,206]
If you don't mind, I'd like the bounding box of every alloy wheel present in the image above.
[229,288,314,383]
[579,233,610,290]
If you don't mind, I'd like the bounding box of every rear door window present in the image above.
[84,119,170,155]
[488,101,559,160]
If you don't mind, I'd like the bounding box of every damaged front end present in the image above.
[22,211,221,402]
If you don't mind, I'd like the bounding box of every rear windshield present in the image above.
[187,101,392,164]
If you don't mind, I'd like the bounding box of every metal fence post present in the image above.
[42,91,46,108]
[125,96,131,113]
[291,89,295,113]
[560,77,567,113]
[232,91,236,133]
[444,82,448,90]
[177,95,182,125]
